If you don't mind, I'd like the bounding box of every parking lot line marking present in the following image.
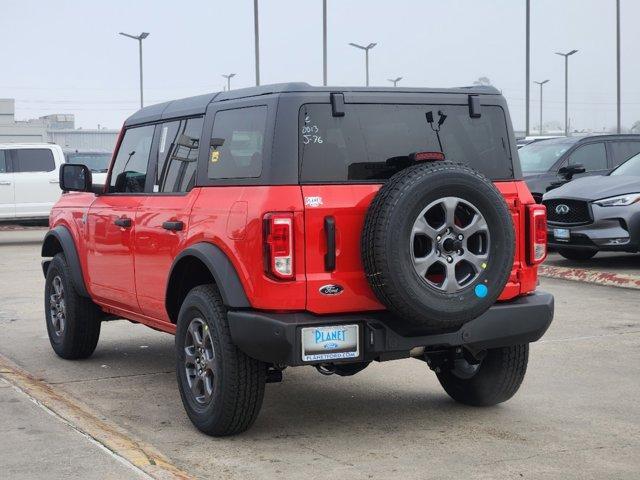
[539,265,640,290]
[0,353,195,480]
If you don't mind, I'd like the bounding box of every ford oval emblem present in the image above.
[324,343,339,350]
[319,284,343,296]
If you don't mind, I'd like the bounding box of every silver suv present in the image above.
[543,152,640,260]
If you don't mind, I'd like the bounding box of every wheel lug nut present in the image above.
[436,235,441,241]
[447,256,453,263]
[457,234,463,240]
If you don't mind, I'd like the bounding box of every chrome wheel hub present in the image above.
[49,276,66,336]
[184,318,215,405]
[411,196,490,293]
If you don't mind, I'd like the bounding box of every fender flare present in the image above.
[166,242,250,310]
[41,225,90,298]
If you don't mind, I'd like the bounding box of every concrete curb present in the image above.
[0,354,194,480]
[539,265,640,290]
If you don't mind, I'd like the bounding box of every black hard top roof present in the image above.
[124,82,501,126]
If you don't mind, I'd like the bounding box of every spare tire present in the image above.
[362,162,514,332]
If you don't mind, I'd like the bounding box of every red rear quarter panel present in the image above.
[188,186,306,311]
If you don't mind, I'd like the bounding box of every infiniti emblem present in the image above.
[555,204,570,215]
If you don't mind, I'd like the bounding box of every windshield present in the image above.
[610,152,640,176]
[518,139,574,173]
[65,153,111,173]
[300,103,514,182]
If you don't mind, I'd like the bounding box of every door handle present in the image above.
[49,179,60,184]
[162,220,184,231]
[114,217,132,228]
[324,216,336,272]
[0,181,11,185]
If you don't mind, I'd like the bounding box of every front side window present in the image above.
[299,103,513,182]
[155,117,203,193]
[567,142,607,171]
[109,125,154,193]
[208,106,267,180]
[14,149,55,172]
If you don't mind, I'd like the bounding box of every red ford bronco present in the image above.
[42,83,553,436]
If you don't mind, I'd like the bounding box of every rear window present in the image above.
[299,103,513,182]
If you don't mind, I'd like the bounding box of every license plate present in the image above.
[554,228,570,241]
[301,324,359,362]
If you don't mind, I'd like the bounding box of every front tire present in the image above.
[557,248,597,261]
[436,344,529,406]
[44,253,102,359]
[175,285,267,436]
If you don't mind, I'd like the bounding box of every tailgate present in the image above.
[302,185,384,314]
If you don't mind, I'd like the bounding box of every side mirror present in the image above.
[558,163,586,180]
[59,164,92,192]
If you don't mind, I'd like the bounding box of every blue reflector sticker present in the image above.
[475,284,488,298]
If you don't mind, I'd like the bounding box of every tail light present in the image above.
[527,204,547,264]
[264,213,294,280]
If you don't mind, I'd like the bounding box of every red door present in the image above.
[133,190,200,321]
[302,185,385,314]
[86,195,142,312]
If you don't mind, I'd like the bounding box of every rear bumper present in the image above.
[227,291,554,366]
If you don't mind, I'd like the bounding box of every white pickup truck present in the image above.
[0,144,110,221]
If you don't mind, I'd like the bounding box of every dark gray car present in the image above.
[520,134,640,203]
[542,152,640,260]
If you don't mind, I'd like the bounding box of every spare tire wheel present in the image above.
[362,162,515,332]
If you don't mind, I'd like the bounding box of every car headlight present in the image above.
[593,193,640,207]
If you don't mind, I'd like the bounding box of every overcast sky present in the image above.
[1,0,638,132]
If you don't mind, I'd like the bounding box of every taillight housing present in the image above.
[264,213,294,280]
[527,204,547,264]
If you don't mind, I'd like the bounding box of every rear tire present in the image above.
[44,253,102,359]
[436,344,529,406]
[175,285,267,436]
[557,248,597,261]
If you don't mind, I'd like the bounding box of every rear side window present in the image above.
[207,106,267,179]
[567,142,607,171]
[14,149,55,172]
[610,141,640,167]
[109,125,154,193]
[299,103,513,182]
[0,150,6,173]
[155,117,203,192]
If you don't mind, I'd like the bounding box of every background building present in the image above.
[0,98,119,151]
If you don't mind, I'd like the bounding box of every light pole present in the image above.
[253,0,260,86]
[616,0,621,133]
[525,0,531,136]
[533,80,550,135]
[119,32,150,109]
[387,77,402,87]
[323,0,327,86]
[555,50,578,136]
[222,73,236,91]
[349,42,376,87]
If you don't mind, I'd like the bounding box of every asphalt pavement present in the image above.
[0,231,638,479]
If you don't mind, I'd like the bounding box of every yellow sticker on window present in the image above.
[210,150,220,163]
